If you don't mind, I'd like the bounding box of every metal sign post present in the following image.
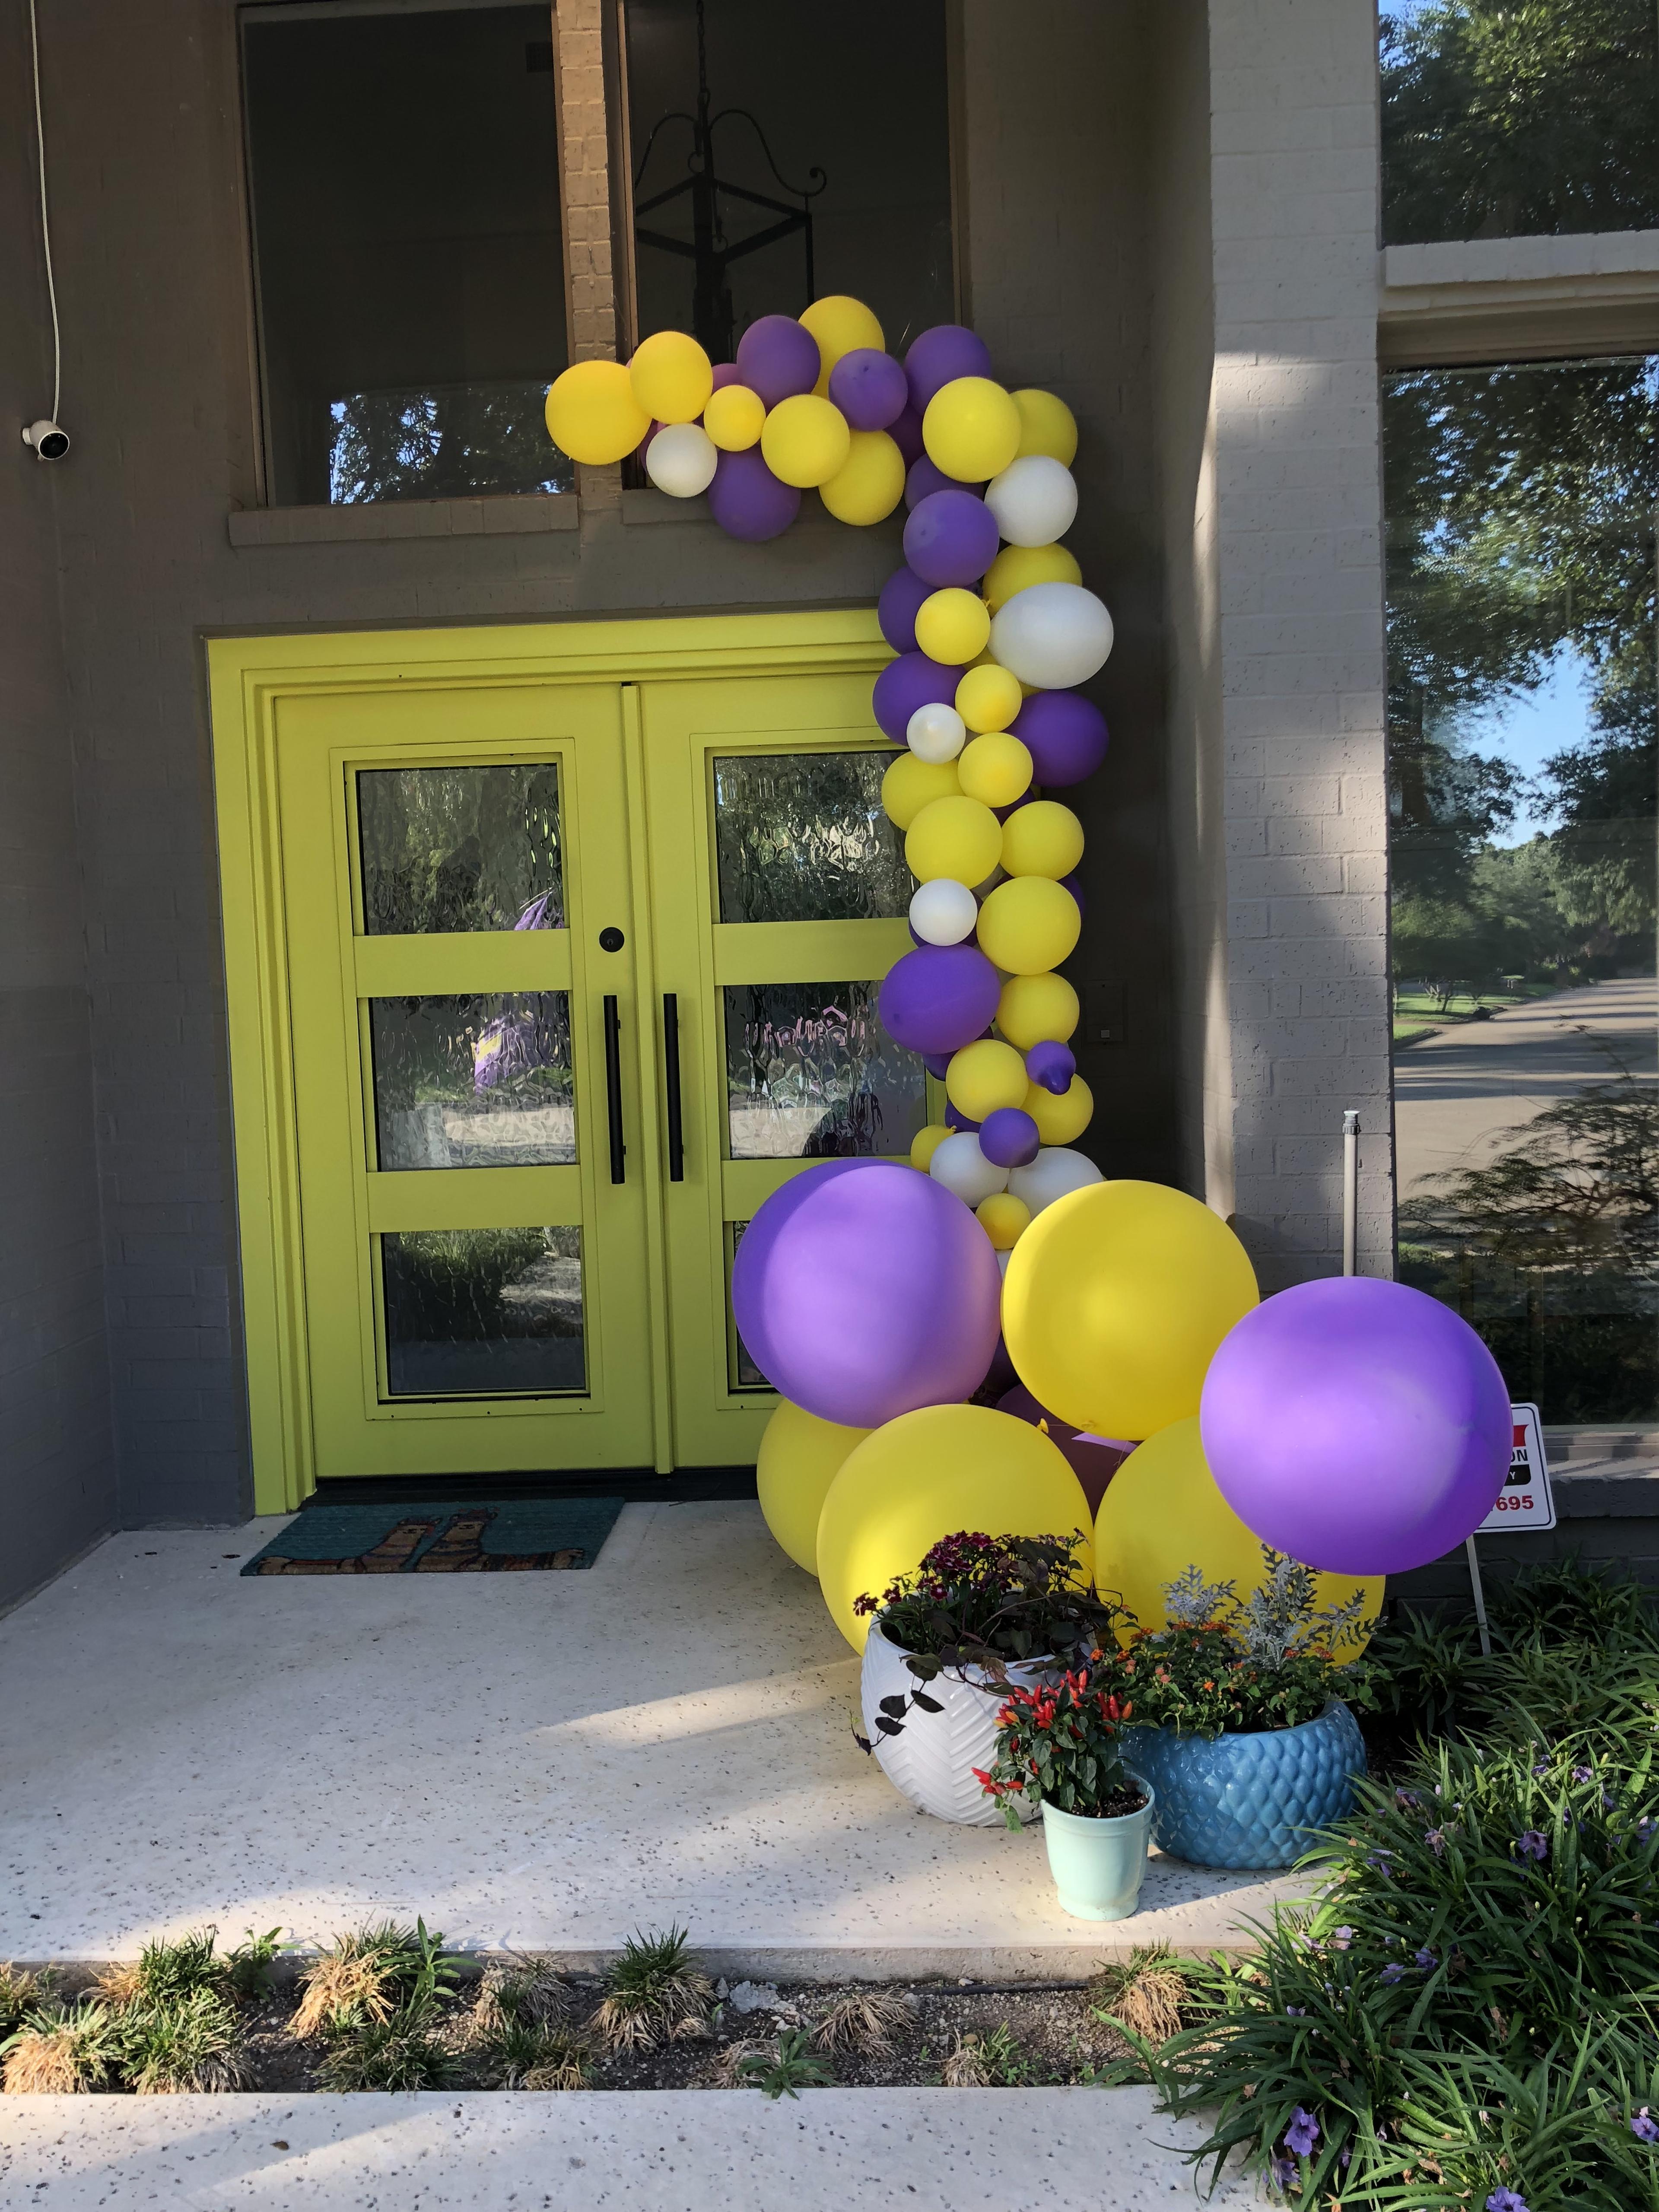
[1465,1404,1557,1656]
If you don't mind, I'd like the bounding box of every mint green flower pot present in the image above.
[1039,1779,1155,1921]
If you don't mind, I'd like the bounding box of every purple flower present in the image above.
[1414,1947,1438,1971]
[1284,2108,1319,2158]
[1395,1787,1421,1808]
[1485,2192,1529,2212]
[1285,2005,1306,2017]
[1379,1961,1407,1985]
[1271,2156,1297,2190]
[1424,1827,1447,1856]
[1531,1758,1550,1777]
[1633,2107,1659,2144]
[1571,1765,1594,1784]
[1366,1850,1395,1878]
[1515,1829,1549,1863]
[1328,1926,1354,1951]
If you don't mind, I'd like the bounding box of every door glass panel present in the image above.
[726,1220,768,1389]
[357,763,564,935]
[382,1225,585,1397]
[713,752,911,922]
[370,992,575,1169]
[724,981,925,1158]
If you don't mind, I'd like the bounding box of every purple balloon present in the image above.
[1200,1278,1513,1577]
[1060,871,1086,915]
[707,447,801,543]
[879,943,1001,1056]
[922,1051,953,1080]
[829,347,908,431]
[905,455,982,511]
[734,315,820,407]
[944,1101,982,1133]
[877,566,936,655]
[888,402,925,470]
[710,362,741,391]
[871,650,964,742]
[732,1160,1002,1428]
[979,1106,1039,1169]
[1025,1041,1076,1096]
[998,1382,1135,1517]
[904,489,1000,589]
[975,1332,1017,1403]
[1010,691,1110,787]
[905,323,995,414]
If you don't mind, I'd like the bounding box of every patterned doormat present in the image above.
[240,1499,624,1576]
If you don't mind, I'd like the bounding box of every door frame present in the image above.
[208,609,888,1514]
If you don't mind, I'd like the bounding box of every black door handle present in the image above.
[663,994,684,1182]
[602,996,625,1184]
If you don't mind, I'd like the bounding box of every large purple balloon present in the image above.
[904,489,1000,588]
[1200,1278,1512,1576]
[707,447,801,542]
[877,567,936,656]
[710,362,741,391]
[1010,692,1110,787]
[733,1160,1002,1428]
[734,315,820,407]
[829,347,908,430]
[879,943,1001,1056]
[979,1106,1039,1168]
[872,650,964,742]
[905,324,995,413]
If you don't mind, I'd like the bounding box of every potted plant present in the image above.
[855,1532,1127,1827]
[1092,1551,1376,1870]
[975,1671,1154,1920]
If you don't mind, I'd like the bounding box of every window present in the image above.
[622,0,953,360]
[242,2,571,506]
[1385,357,1658,1425]
[1380,1,1659,245]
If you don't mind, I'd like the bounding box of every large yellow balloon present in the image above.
[882,752,961,830]
[817,1405,1095,1650]
[923,377,1023,483]
[704,382,766,451]
[1024,1074,1093,1145]
[915,589,992,666]
[984,543,1083,613]
[1011,388,1080,467]
[761,394,852,488]
[976,875,1081,973]
[546,360,651,466]
[946,1037,1029,1120]
[955,663,1023,736]
[906,794,1003,886]
[629,330,714,424]
[820,429,905,524]
[801,295,885,393]
[1002,800,1085,880]
[1004,1181,1259,1440]
[997,972,1080,1049]
[757,1400,874,1576]
[958,732,1033,809]
[1093,1416,1382,1652]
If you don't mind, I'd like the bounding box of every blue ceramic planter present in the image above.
[1120,1700,1366,1870]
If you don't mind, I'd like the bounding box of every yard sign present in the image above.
[1478,1403,1557,1535]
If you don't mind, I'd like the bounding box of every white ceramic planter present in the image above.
[860,1625,1053,1826]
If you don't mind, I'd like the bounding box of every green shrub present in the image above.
[0,2002,123,2094]
[0,1966,54,2042]
[316,2003,453,2092]
[731,2027,834,2099]
[591,1927,712,2052]
[119,1987,250,2094]
[291,1919,460,2041]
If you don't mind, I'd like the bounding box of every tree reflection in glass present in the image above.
[371,993,575,1170]
[357,764,563,936]
[382,1225,585,1397]
[1386,356,1658,1421]
[327,382,575,504]
[724,982,925,1159]
[713,751,911,923]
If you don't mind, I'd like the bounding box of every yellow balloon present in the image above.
[984,543,1084,614]
[955,664,1024,735]
[997,971,1081,1049]
[800,295,885,394]
[881,752,961,831]
[1024,1074,1093,1145]
[761,394,852,488]
[915,588,992,666]
[1011,388,1080,467]
[1002,799,1084,879]
[820,429,906,524]
[629,330,714,425]
[946,1037,1029,1120]
[545,360,652,466]
[1004,1182,1260,1440]
[704,382,766,451]
[923,376,1023,483]
[905,794,1003,886]
[958,733,1033,809]
[757,1399,873,1576]
[817,1405,1094,1650]
[977,1192,1031,1250]
[910,1123,951,1172]
[1093,1417,1382,1652]
[976,876,1081,973]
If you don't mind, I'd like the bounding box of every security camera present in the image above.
[22,418,69,459]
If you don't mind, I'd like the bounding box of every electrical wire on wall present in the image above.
[22,0,69,459]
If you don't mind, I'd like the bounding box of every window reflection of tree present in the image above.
[327,383,575,505]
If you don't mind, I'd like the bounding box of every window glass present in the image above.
[1381,1,1659,244]
[381,1227,584,1396]
[369,993,575,1170]
[242,4,572,505]
[357,765,563,936]
[724,982,925,1159]
[712,752,910,923]
[1385,358,1658,1424]
[624,0,952,359]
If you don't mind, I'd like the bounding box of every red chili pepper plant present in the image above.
[973,1669,1147,1831]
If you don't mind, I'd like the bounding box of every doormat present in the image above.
[240,1499,624,1576]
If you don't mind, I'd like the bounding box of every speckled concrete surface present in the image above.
[0,1507,1307,1970]
[0,2090,1269,2207]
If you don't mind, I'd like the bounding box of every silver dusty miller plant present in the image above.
[1163,1548,1370,1668]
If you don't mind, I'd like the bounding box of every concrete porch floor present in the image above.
[0,1503,1307,1972]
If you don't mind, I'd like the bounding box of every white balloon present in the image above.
[909,877,979,946]
[907,701,966,763]
[995,1247,1012,1279]
[928,1131,1010,1207]
[1006,1145,1103,1217]
[646,422,719,498]
[985,454,1078,548]
[988,582,1114,690]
